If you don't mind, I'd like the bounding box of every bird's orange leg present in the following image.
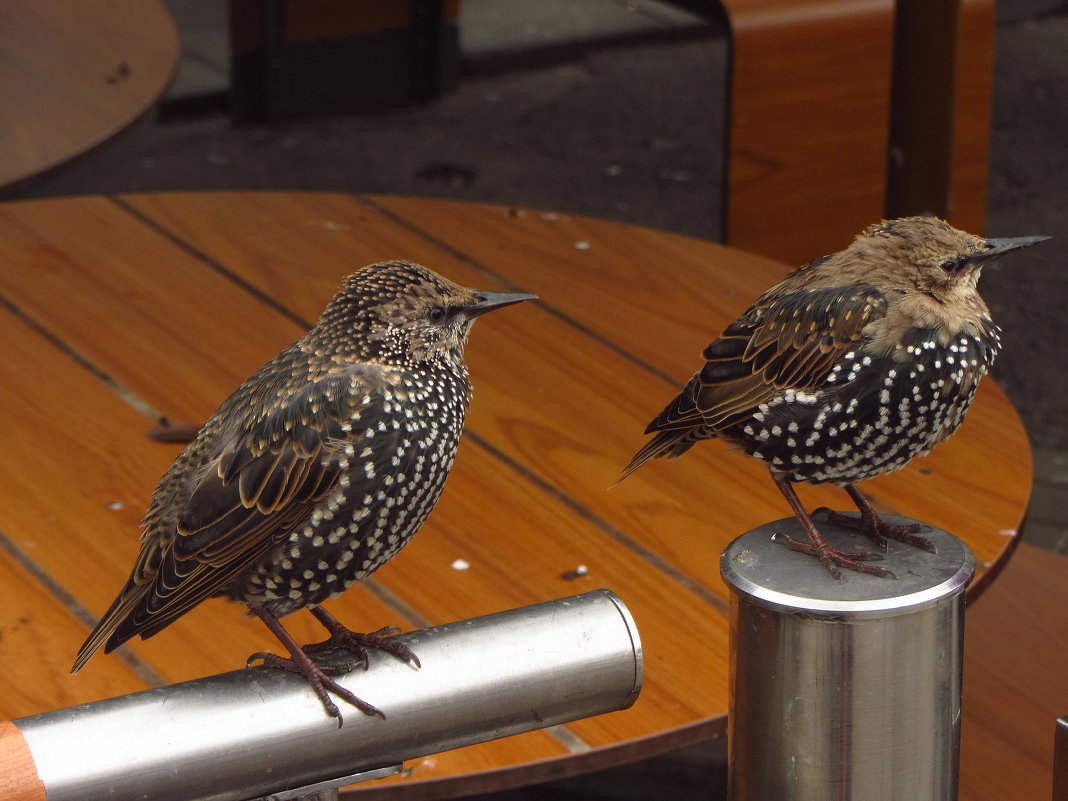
[813,485,937,553]
[247,607,384,725]
[305,606,420,669]
[770,474,895,579]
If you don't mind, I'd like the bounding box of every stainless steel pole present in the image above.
[9,589,642,801]
[721,516,974,801]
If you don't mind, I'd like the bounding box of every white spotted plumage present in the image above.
[73,261,535,675]
[619,216,1044,578]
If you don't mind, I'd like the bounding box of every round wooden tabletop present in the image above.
[0,192,1031,798]
[0,0,179,198]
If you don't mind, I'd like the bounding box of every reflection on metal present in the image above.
[722,516,974,801]
[249,765,401,801]
[15,590,642,801]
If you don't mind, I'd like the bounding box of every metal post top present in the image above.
[721,515,975,617]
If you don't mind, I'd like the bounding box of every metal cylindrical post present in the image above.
[721,516,973,801]
[9,590,642,801]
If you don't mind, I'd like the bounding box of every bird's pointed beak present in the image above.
[971,234,1050,266]
[468,290,538,317]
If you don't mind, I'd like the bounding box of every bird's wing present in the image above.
[73,365,400,668]
[619,285,887,478]
[690,284,888,426]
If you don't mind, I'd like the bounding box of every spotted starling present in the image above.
[73,261,536,723]
[620,217,1046,578]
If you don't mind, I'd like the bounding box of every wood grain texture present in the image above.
[0,722,46,801]
[0,0,179,195]
[949,0,995,235]
[960,542,1068,801]
[0,544,149,719]
[0,193,1034,798]
[720,0,895,264]
[715,0,993,262]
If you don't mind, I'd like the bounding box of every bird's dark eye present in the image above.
[939,259,958,272]
[428,307,447,323]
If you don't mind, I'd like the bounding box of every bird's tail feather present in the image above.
[612,429,698,487]
[71,589,143,673]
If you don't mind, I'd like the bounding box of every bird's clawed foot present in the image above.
[249,606,394,725]
[247,648,385,724]
[770,477,896,579]
[304,625,420,671]
[771,532,896,579]
[306,606,420,670]
[813,506,937,553]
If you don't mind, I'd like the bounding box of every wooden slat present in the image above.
[0,196,300,420]
[884,0,994,236]
[960,542,1068,801]
[0,546,148,720]
[714,1,992,261]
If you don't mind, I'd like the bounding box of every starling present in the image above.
[73,261,536,722]
[620,217,1046,578]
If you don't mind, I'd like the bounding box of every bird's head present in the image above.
[315,261,536,365]
[850,216,1048,301]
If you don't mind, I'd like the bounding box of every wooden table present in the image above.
[0,0,179,198]
[960,542,1068,801]
[0,192,1031,798]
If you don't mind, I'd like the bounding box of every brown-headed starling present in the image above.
[620,217,1046,578]
[73,261,536,723]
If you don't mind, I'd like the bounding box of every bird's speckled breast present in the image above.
[236,362,471,615]
[728,322,1000,485]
